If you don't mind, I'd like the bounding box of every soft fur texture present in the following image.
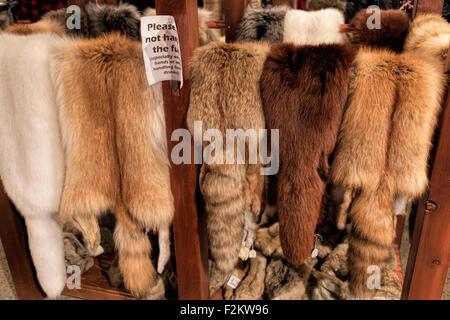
[260,43,354,266]
[85,3,140,40]
[4,19,65,36]
[404,14,450,69]
[283,8,347,45]
[43,6,90,37]
[330,24,446,297]
[187,42,269,290]
[52,33,173,298]
[235,6,288,43]
[0,33,66,298]
[306,0,348,12]
[347,9,410,52]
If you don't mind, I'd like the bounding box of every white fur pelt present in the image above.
[0,33,66,298]
[283,9,346,45]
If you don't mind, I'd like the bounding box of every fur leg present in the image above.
[157,225,171,274]
[25,216,66,299]
[71,215,103,256]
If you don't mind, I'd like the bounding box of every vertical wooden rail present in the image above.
[224,0,248,42]
[402,0,449,300]
[155,0,210,300]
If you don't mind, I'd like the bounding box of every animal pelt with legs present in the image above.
[0,33,66,298]
[330,9,446,299]
[260,42,354,266]
[51,33,174,299]
[187,42,269,292]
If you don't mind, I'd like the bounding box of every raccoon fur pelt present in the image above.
[330,12,446,298]
[260,42,354,266]
[143,7,220,46]
[306,0,347,13]
[283,8,347,45]
[51,33,173,298]
[10,3,141,39]
[235,6,288,43]
[404,14,450,69]
[0,33,66,298]
[187,42,269,291]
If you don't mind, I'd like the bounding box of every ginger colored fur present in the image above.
[52,33,173,298]
[187,42,269,287]
[404,14,450,70]
[330,44,445,298]
[5,19,65,36]
[260,43,354,265]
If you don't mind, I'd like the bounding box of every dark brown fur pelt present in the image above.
[306,0,347,12]
[187,42,269,288]
[52,33,173,299]
[260,43,355,266]
[330,46,445,298]
[348,9,410,52]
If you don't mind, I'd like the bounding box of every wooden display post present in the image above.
[402,0,450,300]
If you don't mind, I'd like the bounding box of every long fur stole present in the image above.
[260,43,355,266]
[187,42,269,291]
[0,33,66,298]
[51,33,173,298]
[330,10,446,298]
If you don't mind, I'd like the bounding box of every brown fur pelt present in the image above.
[51,33,173,299]
[4,19,65,36]
[347,9,410,52]
[330,44,445,298]
[260,43,354,266]
[187,42,269,289]
[404,14,450,70]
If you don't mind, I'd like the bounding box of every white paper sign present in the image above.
[140,15,183,88]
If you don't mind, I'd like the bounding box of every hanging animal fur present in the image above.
[404,13,450,69]
[306,0,347,12]
[260,41,354,266]
[4,18,65,35]
[283,8,347,45]
[0,33,66,298]
[187,42,269,291]
[235,6,288,43]
[330,9,446,299]
[51,33,173,299]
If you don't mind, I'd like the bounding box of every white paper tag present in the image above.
[140,15,183,88]
[227,275,241,289]
[249,249,257,259]
[311,248,318,258]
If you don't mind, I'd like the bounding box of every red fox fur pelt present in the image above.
[330,10,446,298]
[51,33,173,299]
[260,43,355,265]
[187,42,269,290]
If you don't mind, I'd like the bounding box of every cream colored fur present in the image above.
[0,33,66,298]
[283,8,346,45]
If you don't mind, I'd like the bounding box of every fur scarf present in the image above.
[235,6,288,43]
[404,14,450,69]
[0,33,66,298]
[260,42,355,266]
[330,13,446,298]
[4,18,65,36]
[51,33,173,299]
[187,42,269,291]
[283,8,347,45]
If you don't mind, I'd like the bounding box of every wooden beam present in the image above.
[224,0,248,42]
[0,182,44,299]
[413,0,444,17]
[155,0,210,300]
